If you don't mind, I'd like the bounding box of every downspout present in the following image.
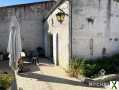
[69,0,72,60]
[106,0,111,38]
[42,16,45,54]
[104,0,111,55]
[42,15,47,57]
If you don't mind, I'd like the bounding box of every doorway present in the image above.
[48,33,59,65]
[48,33,53,63]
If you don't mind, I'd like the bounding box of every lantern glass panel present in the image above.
[57,15,61,21]
[61,14,65,21]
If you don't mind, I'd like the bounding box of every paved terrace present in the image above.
[15,58,113,90]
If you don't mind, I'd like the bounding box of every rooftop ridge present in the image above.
[0,0,56,8]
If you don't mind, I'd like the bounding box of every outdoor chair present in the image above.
[18,58,24,73]
[31,50,39,65]
[32,56,39,65]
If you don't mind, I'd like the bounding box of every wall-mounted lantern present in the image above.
[56,11,65,24]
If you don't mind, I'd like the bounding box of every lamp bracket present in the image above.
[58,8,69,16]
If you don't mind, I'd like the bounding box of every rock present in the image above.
[93,74,119,82]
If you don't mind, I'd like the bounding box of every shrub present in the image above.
[68,57,85,78]
[79,60,98,78]
[68,54,119,78]
[0,74,14,89]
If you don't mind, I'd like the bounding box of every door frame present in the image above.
[53,33,59,65]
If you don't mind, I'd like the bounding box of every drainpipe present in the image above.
[105,0,111,38]
[42,15,47,57]
[42,16,45,54]
[104,0,111,55]
[69,0,72,60]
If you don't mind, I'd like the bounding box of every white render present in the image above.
[0,9,44,51]
[46,0,119,69]
[0,1,55,52]
[72,0,119,58]
[47,1,70,69]
[1,0,119,69]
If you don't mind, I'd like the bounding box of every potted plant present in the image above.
[0,74,14,90]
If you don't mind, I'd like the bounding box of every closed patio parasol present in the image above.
[7,16,22,71]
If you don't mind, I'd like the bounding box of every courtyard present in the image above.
[0,58,113,90]
[0,0,119,90]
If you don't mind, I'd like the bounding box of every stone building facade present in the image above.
[72,0,119,58]
[45,0,70,68]
[0,1,55,52]
[1,0,119,69]
[45,0,119,69]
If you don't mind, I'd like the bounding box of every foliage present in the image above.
[68,54,119,78]
[0,74,14,89]
[68,57,84,78]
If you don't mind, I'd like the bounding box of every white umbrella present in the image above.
[7,16,22,70]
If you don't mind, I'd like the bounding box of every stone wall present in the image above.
[72,0,119,58]
[0,1,55,52]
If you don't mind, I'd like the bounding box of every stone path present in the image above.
[15,58,112,90]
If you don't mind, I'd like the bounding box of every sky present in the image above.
[0,0,48,7]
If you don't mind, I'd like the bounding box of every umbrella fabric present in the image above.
[7,16,22,70]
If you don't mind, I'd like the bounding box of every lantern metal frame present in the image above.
[56,11,65,24]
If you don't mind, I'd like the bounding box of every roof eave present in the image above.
[44,0,68,22]
[0,1,55,8]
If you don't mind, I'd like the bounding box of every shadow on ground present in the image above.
[19,72,105,88]
[18,58,106,89]
[23,62,40,73]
